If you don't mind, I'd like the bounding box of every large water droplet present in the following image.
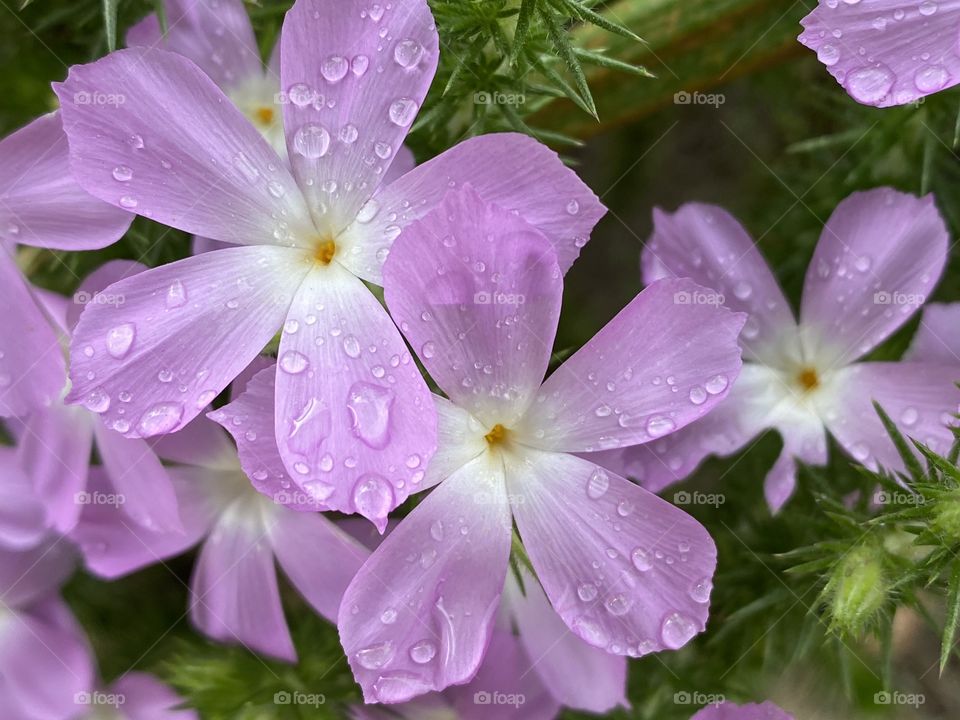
[660,612,698,649]
[166,279,187,308]
[388,98,419,126]
[817,44,841,67]
[293,123,331,159]
[689,577,712,604]
[605,593,633,616]
[321,55,349,83]
[394,39,424,68]
[646,415,676,438]
[352,474,395,525]
[347,382,395,449]
[112,165,133,182]
[571,616,609,648]
[83,387,111,413]
[915,65,950,93]
[586,468,610,499]
[577,582,598,602]
[846,65,895,104]
[631,547,652,572]
[106,323,136,359]
[408,639,437,664]
[137,402,184,437]
[279,351,309,374]
[704,374,728,394]
[342,335,361,358]
[356,640,395,669]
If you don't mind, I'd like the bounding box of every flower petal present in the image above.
[0,248,66,418]
[110,672,199,720]
[279,0,438,235]
[504,571,627,713]
[423,395,487,492]
[691,700,795,720]
[820,361,960,473]
[338,453,512,704]
[340,133,606,284]
[54,48,314,246]
[273,262,436,527]
[189,514,296,662]
[70,466,214,579]
[16,404,93,534]
[0,539,76,610]
[508,450,717,657]
[66,246,306,438]
[905,302,960,363]
[126,0,262,92]
[516,278,745,453]
[799,1,960,107]
[446,629,562,720]
[269,509,369,622]
[0,449,50,550]
[384,186,563,426]
[91,423,183,533]
[66,258,147,333]
[151,412,238,470]
[800,189,948,368]
[0,112,131,250]
[643,203,799,366]
[0,597,94,720]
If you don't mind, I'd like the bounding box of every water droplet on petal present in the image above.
[631,547,652,572]
[380,607,398,624]
[137,402,184,437]
[900,407,919,427]
[571,616,609,648]
[112,165,133,182]
[586,468,610,499]
[342,335,361,358]
[352,474,395,526]
[660,612,698,649]
[388,98,419,126]
[279,351,309,374]
[293,123,331,159]
[705,374,728,394]
[689,577,712,604]
[408,639,436,664]
[356,640,395,669]
[394,39,424,68]
[605,593,633,616]
[577,582,598,601]
[646,415,675,438]
[83,387,111,413]
[106,323,136,359]
[166,280,187,308]
[321,55,349,82]
[347,382,395,448]
[845,65,894,104]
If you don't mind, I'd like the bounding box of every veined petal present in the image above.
[126,0,262,92]
[0,597,94,720]
[800,189,948,368]
[517,278,745,453]
[55,48,315,246]
[341,133,605,285]
[820,362,960,474]
[16,403,93,534]
[66,259,148,333]
[422,395,487,492]
[66,246,307,438]
[70,466,215,579]
[189,510,296,662]
[504,571,627,713]
[799,1,960,107]
[507,450,717,657]
[643,203,800,366]
[338,453,512,704]
[904,302,960,363]
[273,262,436,527]
[0,449,49,551]
[269,508,369,622]
[279,0,439,234]
[0,112,131,250]
[383,186,563,427]
[92,423,183,533]
[0,248,66,418]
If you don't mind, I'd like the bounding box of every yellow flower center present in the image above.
[796,367,820,393]
[312,238,337,266]
[254,106,275,126]
[485,423,508,446]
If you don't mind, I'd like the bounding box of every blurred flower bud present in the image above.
[825,542,888,637]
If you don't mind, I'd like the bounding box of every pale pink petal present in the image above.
[799,1,960,107]
[54,48,314,246]
[0,597,94,720]
[517,278,745,453]
[93,423,182,533]
[279,0,438,235]
[421,396,487,492]
[0,248,66,418]
[821,361,960,474]
[110,672,199,720]
[508,450,716,657]
[0,112,131,250]
[189,514,296,662]
[800,189,948,368]
[16,403,93,534]
[383,186,562,426]
[0,449,50,550]
[66,246,307,438]
[150,413,237,470]
[269,509,369,622]
[126,0,262,91]
[504,572,627,713]
[338,454,512,703]
[904,302,960,363]
[643,203,800,366]
[341,133,605,284]
[70,467,215,579]
[274,263,436,528]
[446,630,562,720]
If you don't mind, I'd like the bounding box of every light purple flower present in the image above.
[799,1,960,107]
[333,186,745,703]
[0,539,94,720]
[905,302,960,363]
[690,701,794,720]
[76,672,198,720]
[613,188,959,511]
[4,263,181,534]
[0,112,131,417]
[54,0,603,529]
[72,358,370,662]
